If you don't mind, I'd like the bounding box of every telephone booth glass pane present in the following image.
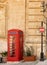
[9,36,16,57]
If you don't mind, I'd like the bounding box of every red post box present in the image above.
[7,29,23,61]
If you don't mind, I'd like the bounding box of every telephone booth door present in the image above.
[7,29,23,61]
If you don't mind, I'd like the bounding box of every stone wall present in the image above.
[0,0,47,58]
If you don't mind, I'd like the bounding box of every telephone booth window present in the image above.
[10,36,16,57]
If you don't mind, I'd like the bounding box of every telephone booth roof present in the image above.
[8,29,23,32]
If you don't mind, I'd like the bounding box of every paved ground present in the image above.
[0,61,39,65]
[36,60,47,65]
[0,60,47,65]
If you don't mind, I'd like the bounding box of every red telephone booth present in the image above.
[7,29,23,61]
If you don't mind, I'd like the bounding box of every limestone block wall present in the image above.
[0,0,47,58]
[0,0,25,53]
[25,0,46,58]
[8,0,25,31]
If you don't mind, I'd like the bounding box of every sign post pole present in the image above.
[40,22,45,61]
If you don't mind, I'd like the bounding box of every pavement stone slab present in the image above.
[36,60,47,65]
[0,60,39,65]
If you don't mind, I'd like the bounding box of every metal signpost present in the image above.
[40,22,45,61]
[40,1,47,61]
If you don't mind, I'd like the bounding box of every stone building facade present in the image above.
[0,0,47,59]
